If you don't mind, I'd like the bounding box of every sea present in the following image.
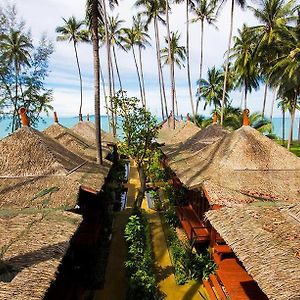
[0,115,299,140]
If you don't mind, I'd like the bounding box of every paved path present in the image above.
[146,209,207,300]
[93,160,140,300]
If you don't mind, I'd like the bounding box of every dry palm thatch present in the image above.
[0,127,112,209]
[71,121,117,146]
[169,126,300,206]
[156,117,185,145]
[206,203,300,300]
[0,210,81,300]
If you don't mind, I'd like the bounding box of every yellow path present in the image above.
[93,160,140,300]
[145,209,207,300]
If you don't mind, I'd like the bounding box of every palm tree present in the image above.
[121,27,145,106]
[174,0,196,121]
[135,0,168,120]
[192,0,218,114]
[248,0,296,118]
[197,66,229,111]
[86,0,103,164]
[268,17,300,149]
[133,15,151,108]
[219,0,246,125]
[229,25,260,109]
[108,14,124,90]
[161,31,186,119]
[56,16,89,121]
[0,30,33,131]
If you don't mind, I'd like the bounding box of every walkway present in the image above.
[145,209,207,300]
[93,160,140,300]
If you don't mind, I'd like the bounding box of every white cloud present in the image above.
[1,0,299,119]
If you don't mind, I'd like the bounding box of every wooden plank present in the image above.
[203,279,218,300]
[209,274,228,300]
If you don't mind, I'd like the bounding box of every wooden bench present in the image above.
[175,205,210,245]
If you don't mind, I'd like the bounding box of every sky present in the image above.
[0,0,297,118]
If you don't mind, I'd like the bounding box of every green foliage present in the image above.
[112,91,158,165]
[146,150,165,183]
[0,5,54,132]
[124,211,157,299]
[165,183,188,206]
[162,214,216,285]
[148,189,163,211]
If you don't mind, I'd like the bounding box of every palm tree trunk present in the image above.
[110,52,116,95]
[244,85,248,110]
[196,20,205,115]
[102,0,116,137]
[154,17,168,120]
[173,64,179,117]
[262,83,268,118]
[113,45,122,90]
[298,116,300,143]
[73,41,83,121]
[166,0,175,129]
[138,45,147,108]
[282,108,285,145]
[270,87,277,123]
[220,0,235,125]
[91,1,103,165]
[100,64,111,133]
[186,0,196,120]
[132,47,144,106]
[287,107,296,150]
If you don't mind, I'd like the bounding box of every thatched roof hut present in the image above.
[71,121,117,146]
[43,122,101,161]
[0,127,112,209]
[165,123,228,161]
[156,117,185,145]
[0,210,81,300]
[169,125,300,206]
[206,203,300,300]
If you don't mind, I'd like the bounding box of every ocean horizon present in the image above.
[0,115,299,141]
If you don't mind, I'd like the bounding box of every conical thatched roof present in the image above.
[170,126,300,206]
[165,123,228,161]
[0,127,85,177]
[156,118,185,145]
[206,203,300,300]
[43,122,101,162]
[71,121,117,146]
[0,127,112,209]
[0,210,81,300]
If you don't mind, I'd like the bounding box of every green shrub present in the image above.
[162,214,216,285]
[124,211,157,299]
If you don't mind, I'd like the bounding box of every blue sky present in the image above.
[2,0,298,118]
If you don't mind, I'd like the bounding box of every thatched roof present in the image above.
[169,126,300,206]
[71,121,117,146]
[206,203,300,300]
[164,123,228,160]
[156,118,185,144]
[0,210,81,300]
[43,122,100,161]
[0,127,112,209]
[158,121,200,156]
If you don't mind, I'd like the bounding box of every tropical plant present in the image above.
[133,15,151,108]
[219,0,246,125]
[191,0,218,114]
[0,30,32,131]
[108,14,125,90]
[86,0,104,164]
[161,31,186,120]
[248,0,297,117]
[135,0,168,120]
[56,16,89,121]
[112,91,158,207]
[174,0,196,120]
[197,66,228,111]
[121,26,145,106]
[229,24,260,109]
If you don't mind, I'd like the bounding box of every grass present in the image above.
[276,141,300,157]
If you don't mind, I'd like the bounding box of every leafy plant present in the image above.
[124,210,157,299]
